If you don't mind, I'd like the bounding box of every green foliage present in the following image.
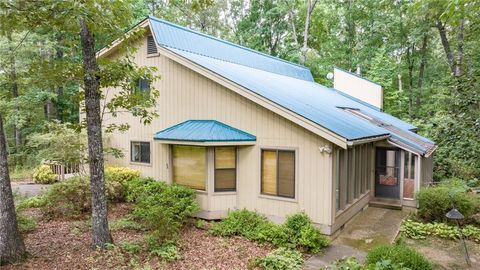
[416,185,480,222]
[401,219,480,243]
[41,176,91,218]
[210,210,329,253]
[366,244,432,270]
[109,217,145,231]
[147,240,181,262]
[37,167,153,218]
[128,179,198,243]
[119,241,142,255]
[16,212,36,233]
[32,164,58,184]
[18,196,48,209]
[254,248,303,270]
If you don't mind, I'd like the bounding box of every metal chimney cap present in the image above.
[446,208,465,220]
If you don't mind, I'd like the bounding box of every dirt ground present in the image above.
[405,236,480,269]
[1,204,272,270]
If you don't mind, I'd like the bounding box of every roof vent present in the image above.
[147,35,158,55]
[333,67,383,110]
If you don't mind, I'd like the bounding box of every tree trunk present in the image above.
[300,0,318,65]
[55,34,64,121]
[79,17,112,249]
[0,114,26,265]
[7,34,21,147]
[416,34,428,112]
[455,18,464,77]
[406,46,414,118]
[435,20,455,75]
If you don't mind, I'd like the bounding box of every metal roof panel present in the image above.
[154,120,256,142]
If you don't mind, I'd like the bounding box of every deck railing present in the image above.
[43,160,81,181]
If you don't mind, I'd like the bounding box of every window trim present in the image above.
[214,146,237,192]
[259,147,297,200]
[130,141,151,164]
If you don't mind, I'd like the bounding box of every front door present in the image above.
[375,148,400,199]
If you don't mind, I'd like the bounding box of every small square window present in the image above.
[131,141,150,163]
[135,78,150,94]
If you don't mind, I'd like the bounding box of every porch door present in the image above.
[375,148,400,199]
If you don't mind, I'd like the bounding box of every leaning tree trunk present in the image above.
[0,114,26,264]
[79,18,112,248]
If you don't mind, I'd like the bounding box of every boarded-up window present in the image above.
[131,141,150,163]
[215,147,236,192]
[261,149,295,198]
[172,145,206,190]
[147,35,158,54]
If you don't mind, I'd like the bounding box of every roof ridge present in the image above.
[148,16,310,71]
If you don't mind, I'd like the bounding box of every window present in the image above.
[214,147,236,192]
[261,149,295,198]
[131,141,150,163]
[135,78,150,94]
[147,35,158,54]
[172,145,206,190]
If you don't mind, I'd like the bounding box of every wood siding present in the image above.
[101,34,334,228]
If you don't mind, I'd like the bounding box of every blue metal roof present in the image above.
[154,120,256,142]
[149,17,313,81]
[148,16,435,156]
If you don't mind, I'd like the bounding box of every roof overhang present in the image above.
[96,18,151,59]
[154,140,256,146]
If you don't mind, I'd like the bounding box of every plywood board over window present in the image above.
[172,145,206,190]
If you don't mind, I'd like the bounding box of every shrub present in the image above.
[416,185,479,223]
[32,164,58,184]
[41,176,91,218]
[132,183,198,242]
[18,195,48,209]
[210,210,329,253]
[366,244,432,270]
[105,166,140,185]
[147,240,181,262]
[124,177,166,203]
[255,248,303,270]
[16,213,37,233]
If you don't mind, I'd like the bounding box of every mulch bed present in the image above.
[1,204,271,270]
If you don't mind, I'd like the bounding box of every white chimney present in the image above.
[333,67,383,110]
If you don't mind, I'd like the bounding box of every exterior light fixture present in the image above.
[446,208,470,266]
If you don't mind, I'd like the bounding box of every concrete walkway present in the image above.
[304,206,411,269]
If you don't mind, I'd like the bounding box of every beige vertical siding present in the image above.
[102,34,334,229]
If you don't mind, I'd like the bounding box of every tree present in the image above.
[1,0,159,249]
[0,114,26,264]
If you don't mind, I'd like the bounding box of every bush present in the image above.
[16,213,37,233]
[131,182,198,242]
[105,166,140,185]
[41,176,91,218]
[366,244,432,270]
[210,210,329,253]
[416,185,480,223]
[124,177,166,203]
[32,164,58,184]
[255,248,303,270]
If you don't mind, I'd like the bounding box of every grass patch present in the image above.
[110,217,145,231]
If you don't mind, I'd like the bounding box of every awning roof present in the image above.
[153,120,256,143]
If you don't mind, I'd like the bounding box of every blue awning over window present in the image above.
[154,120,256,143]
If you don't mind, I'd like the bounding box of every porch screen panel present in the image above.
[172,145,206,190]
[347,149,354,203]
[215,147,236,191]
[278,151,295,198]
[261,150,277,195]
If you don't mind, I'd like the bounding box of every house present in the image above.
[97,16,436,235]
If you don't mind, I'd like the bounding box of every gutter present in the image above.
[346,134,390,146]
